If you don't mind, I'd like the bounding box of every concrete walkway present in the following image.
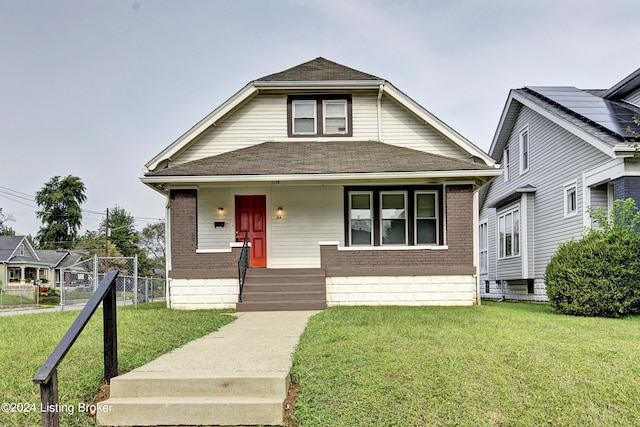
[97,310,319,426]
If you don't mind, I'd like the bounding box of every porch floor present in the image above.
[97,310,318,426]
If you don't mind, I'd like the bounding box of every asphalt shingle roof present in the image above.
[148,140,490,177]
[0,235,25,262]
[256,57,382,82]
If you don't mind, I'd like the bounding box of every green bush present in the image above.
[545,198,640,317]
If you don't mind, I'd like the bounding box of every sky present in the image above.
[1,0,638,237]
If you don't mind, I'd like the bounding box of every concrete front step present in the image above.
[97,396,285,426]
[109,370,289,398]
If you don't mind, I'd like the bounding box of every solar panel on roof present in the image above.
[527,86,640,138]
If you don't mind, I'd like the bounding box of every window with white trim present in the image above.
[504,146,511,181]
[415,192,438,245]
[564,181,578,217]
[498,207,520,259]
[323,100,348,134]
[349,192,373,245]
[346,187,443,247]
[520,128,529,174]
[380,192,407,245]
[292,100,317,135]
[479,221,488,273]
[288,95,352,136]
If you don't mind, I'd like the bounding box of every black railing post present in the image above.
[33,270,120,427]
[237,231,250,302]
[103,282,118,383]
[39,370,59,427]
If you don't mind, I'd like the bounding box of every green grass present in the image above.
[0,293,35,306]
[291,302,640,426]
[0,302,235,426]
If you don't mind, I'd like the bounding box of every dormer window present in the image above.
[292,100,317,134]
[323,100,347,134]
[288,95,352,137]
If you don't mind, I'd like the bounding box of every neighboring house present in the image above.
[36,249,83,286]
[0,235,82,288]
[142,57,500,311]
[479,67,640,302]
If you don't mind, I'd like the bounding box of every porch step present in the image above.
[98,371,289,426]
[238,268,327,312]
[98,396,284,426]
[109,371,288,398]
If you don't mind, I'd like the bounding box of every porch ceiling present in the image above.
[147,140,494,178]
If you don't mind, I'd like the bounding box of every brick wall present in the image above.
[169,189,237,278]
[321,185,474,274]
[613,177,640,203]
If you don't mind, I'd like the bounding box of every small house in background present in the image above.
[479,67,640,302]
[142,57,500,310]
[0,235,82,287]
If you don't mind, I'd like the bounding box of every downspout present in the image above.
[165,197,172,309]
[377,84,384,141]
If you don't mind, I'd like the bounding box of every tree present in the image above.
[77,230,123,258]
[140,221,166,272]
[35,175,86,249]
[0,208,15,236]
[101,205,153,276]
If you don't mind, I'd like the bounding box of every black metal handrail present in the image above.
[33,269,120,427]
[237,231,250,302]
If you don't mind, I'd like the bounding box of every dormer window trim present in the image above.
[287,94,353,137]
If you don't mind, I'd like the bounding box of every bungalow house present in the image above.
[141,57,500,311]
[0,235,83,289]
[479,67,640,302]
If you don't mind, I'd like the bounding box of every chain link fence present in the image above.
[59,255,165,309]
[0,283,40,308]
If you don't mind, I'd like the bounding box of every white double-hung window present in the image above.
[381,192,407,245]
[498,207,520,259]
[479,221,488,273]
[323,100,348,134]
[415,191,438,245]
[292,100,317,135]
[349,192,373,245]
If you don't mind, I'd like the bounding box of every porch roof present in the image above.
[147,140,495,178]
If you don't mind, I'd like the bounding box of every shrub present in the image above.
[545,198,640,317]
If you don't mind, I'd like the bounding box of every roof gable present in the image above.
[144,58,497,174]
[0,235,38,263]
[256,57,382,82]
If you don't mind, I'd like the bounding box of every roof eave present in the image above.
[141,169,502,186]
[253,80,386,90]
[144,82,259,172]
[491,90,617,159]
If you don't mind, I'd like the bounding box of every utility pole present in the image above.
[105,208,109,257]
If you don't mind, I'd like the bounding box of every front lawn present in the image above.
[0,302,234,426]
[291,302,640,426]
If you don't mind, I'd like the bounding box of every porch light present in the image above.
[218,207,224,215]
[277,207,283,219]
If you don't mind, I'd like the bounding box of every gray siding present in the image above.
[480,104,613,296]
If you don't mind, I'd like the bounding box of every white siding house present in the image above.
[142,57,500,310]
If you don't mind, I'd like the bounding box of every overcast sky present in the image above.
[1,0,638,237]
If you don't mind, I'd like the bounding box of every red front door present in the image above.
[235,195,267,267]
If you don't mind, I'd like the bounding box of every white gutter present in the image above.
[141,169,502,185]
